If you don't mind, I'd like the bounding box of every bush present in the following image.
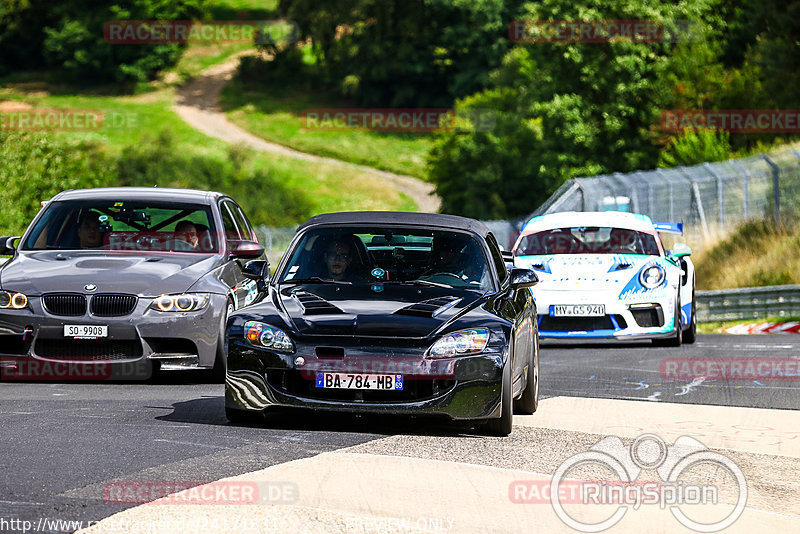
[1,0,208,83]
[116,130,314,226]
[658,129,732,168]
[0,133,115,236]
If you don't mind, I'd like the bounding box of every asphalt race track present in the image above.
[1,334,798,533]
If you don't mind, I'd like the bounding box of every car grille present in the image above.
[90,294,137,317]
[630,306,664,327]
[42,294,87,316]
[540,315,617,331]
[267,370,455,403]
[34,339,142,361]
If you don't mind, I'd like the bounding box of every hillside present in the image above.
[694,220,800,290]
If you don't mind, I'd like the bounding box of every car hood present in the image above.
[0,251,221,297]
[277,283,484,338]
[515,254,668,292]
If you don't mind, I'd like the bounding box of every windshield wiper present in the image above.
[280,277,352,285]
[383,279,451,289]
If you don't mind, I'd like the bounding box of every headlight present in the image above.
[244,321,295,353]
[639,263,666,288]
[150,293,210,312]
[427,328,490,358]
[0,290,28,310]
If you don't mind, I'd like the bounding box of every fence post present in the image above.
[730,160,750,220]
[760,153,780,225]
[703,162,725,230]
[656,169,674,221]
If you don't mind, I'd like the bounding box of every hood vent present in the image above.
[395,296,461,318]
[293,291,344,315]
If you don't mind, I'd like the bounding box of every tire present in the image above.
[211,300,234,383]
[683,287,697,344]
[484,358,513,436]
[225,405,263,425]
[514,331,539,415]
[654,293,682,347]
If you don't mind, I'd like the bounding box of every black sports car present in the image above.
[0,187,267,381]
[224,212,540,435]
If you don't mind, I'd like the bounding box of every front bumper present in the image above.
[533,287,676,339]
[225,337,506,421]
[0,294,225,378]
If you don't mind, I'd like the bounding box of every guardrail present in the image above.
[696,284,800,322]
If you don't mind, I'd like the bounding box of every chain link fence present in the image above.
[529,149,800,246]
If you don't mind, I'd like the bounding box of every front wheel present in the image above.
[654,294,682,347]
[514,333,539,414]
[211,300,234,382]
[683,288,697,344]
[484,360,513,436]
[225,406,264,425]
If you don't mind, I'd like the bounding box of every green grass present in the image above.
[698,316,800,333]
[0,87,417,220]
[220,76,435,179]
[694,220,800,290]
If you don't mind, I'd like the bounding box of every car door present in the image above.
[487,233,534,395]
[217,199,257,310]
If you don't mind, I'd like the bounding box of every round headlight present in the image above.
[11,293,27,309]
[0,292,10,309]
[639,264,666,288]
[156,295,174,311]
[175,295,194,311]
[259,330,275,347]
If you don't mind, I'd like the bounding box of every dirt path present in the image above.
[172,54,440,212]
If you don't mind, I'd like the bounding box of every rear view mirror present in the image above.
[243,259,270,281]
[509,267,539,289]
[230,240,265,259]
[670,242,692,258]
[0,236,20,255]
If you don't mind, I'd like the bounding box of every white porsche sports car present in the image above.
[512,211,696,345]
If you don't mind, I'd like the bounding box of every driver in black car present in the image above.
[322,239,359,281]
[419,233,480,283]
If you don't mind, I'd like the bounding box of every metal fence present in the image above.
[529,149,800,245]
[697,285,800,322]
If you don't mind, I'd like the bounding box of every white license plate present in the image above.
[315,373,403,390]
[552,304,605,317]
[64,325,108,339]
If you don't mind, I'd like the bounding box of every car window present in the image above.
[277,226,491,291]
[516,226,660,255]
[219,201,242,242]
[22,200,219,253]
[486,233,508,284]
[228,202,255,241]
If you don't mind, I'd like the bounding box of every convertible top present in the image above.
[298,211,491,236]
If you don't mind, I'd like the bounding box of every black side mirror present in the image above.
[243,259,270,281]
[509,267,539,289]
[0,236,20,256]
[229,240,265,259]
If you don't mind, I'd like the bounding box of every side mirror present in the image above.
[670,242,692,258]
[229,240,265,259]
[509,267,539,289]
[0,236,20,256]
[243,259,270,281]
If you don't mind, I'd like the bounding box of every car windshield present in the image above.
[278,227,492,290]
[21,200,219,253]
[516,226,660,255]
